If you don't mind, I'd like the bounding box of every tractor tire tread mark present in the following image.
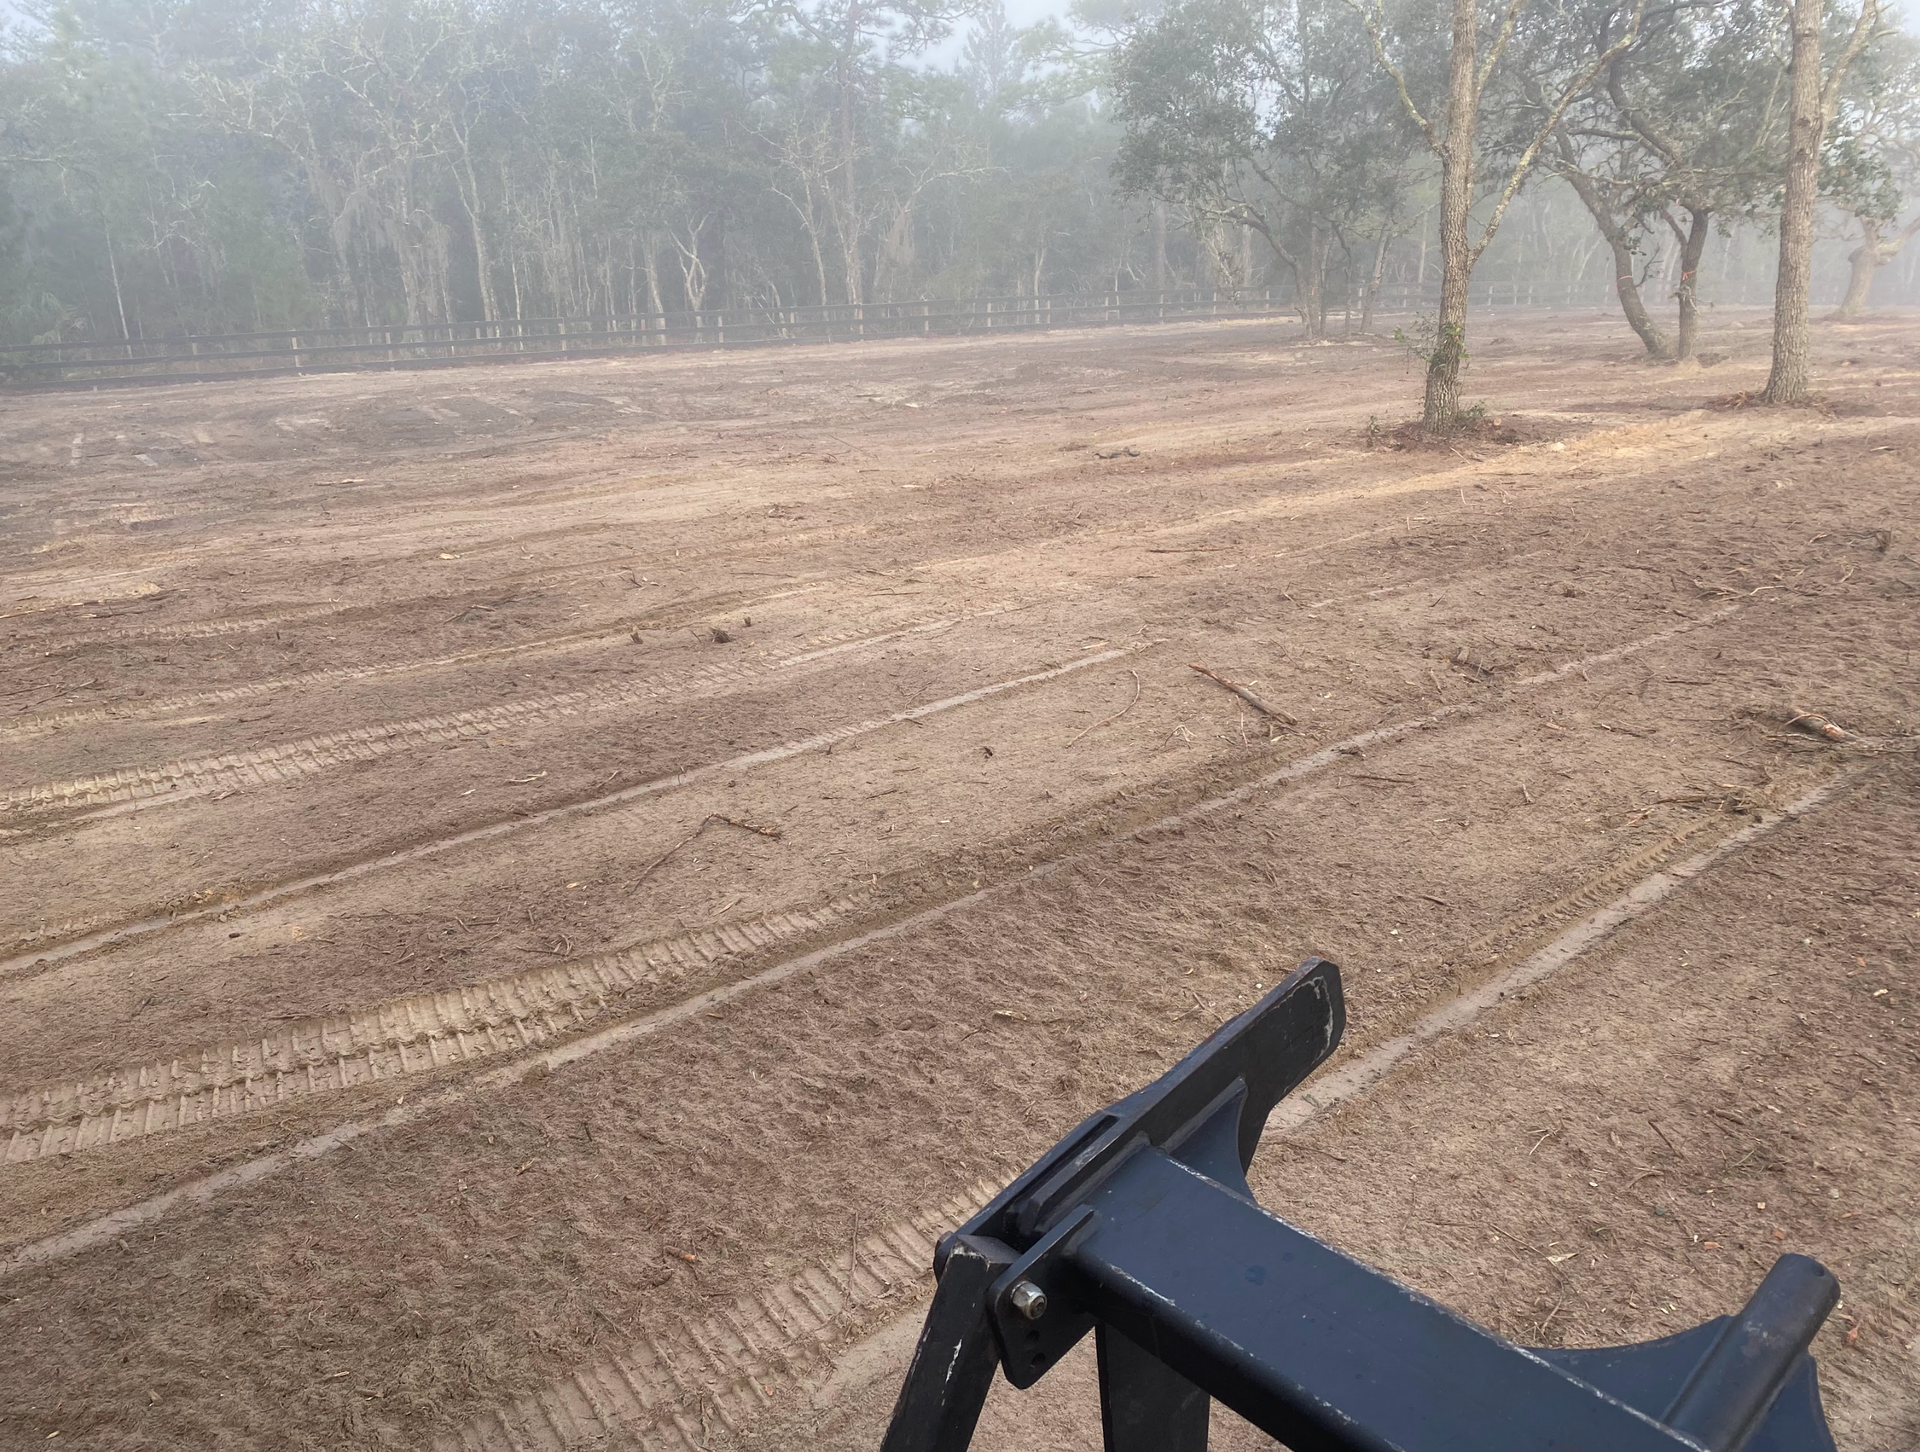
[1,891,873,1163]
[435,1178,1008,1452]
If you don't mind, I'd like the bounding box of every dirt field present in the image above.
[0,308,1915,1451]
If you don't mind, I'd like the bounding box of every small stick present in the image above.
[1189,663,1297,725]
[1188,988,1226,1026]
[634,813,783,889]
[1488,1222,1549,1256]
[1288,1140,1350,1164]
[846,1214,860,1297]
[1785,709,1857,743]
[1068,669,1142,747]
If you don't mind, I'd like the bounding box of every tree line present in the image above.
[2,0,1916,422]
[1113,0,1916,421]
[0,0,1147,344]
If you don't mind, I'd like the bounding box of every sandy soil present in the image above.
[0,308,1915,1451]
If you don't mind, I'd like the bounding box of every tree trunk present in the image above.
[458,156,499,324]
[1152,198,1168,300]
[1837,215,1883,317]
[1302,221,1325,339]
[809,225,831,308]
[1762,0,1827,404]
[1558,149,1668,358]
[641,241,664,318]
[1424,0,1478,432]
[1674,205,1710,360]
[1362,233,1389,333]
[1835,212,1920,317]
[837,48,863,307]
[104,223,132,344]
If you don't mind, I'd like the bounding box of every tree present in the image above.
[1762,0,1880,404]
[1828,31,1920,316]
[772,0,969,306]
[6,0,1917,350]
[1551,0,1790,361]
[1110,0,1421,340]
[1550,126,1672,357]
[1348,0,1646,429]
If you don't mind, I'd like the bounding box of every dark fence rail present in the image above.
[0,281,1612,390]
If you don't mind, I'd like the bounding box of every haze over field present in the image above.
[3,0,1920,1447]
[4,0,1920,383]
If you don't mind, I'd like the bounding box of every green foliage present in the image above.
[1106,0,1426,333]
[5,0,1916,348]
[1826,28,1920,225]
[1391,312,1464,368]
[0,0,1161,339]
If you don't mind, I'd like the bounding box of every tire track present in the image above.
[3,624,626,741]
[0,584,848,744]
[0,608,1755,1277]
[0,800,1734,1165]
[0,610,1746,1165]
[13,600,356,647]
[0,612,978,818]
[1268,768,1863,1132]
[1435,814,1727,978]
[437,1179,1005,1452]
[0,407,1710,654]
[5,530,1535,745]
[0,642,1130,978]
[440,768,1863,1452]
[11,543,816,655]
[0,890,877,1165]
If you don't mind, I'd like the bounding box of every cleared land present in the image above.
[0,310,1915,1451]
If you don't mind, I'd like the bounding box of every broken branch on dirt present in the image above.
[1068,669,1142,746]
[633,814,783,890]
[1784,710,1860,744]
[1188,663,1297,726]
[1739,704,1866,746]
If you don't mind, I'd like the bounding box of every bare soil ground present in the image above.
[0,308,1915,1451]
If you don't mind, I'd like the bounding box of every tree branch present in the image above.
[1471,0,1651,265]
[1343,0,1437,149]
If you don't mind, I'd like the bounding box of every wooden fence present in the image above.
[0,280,1611,390]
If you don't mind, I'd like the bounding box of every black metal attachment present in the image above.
[879,957,1841,1452]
